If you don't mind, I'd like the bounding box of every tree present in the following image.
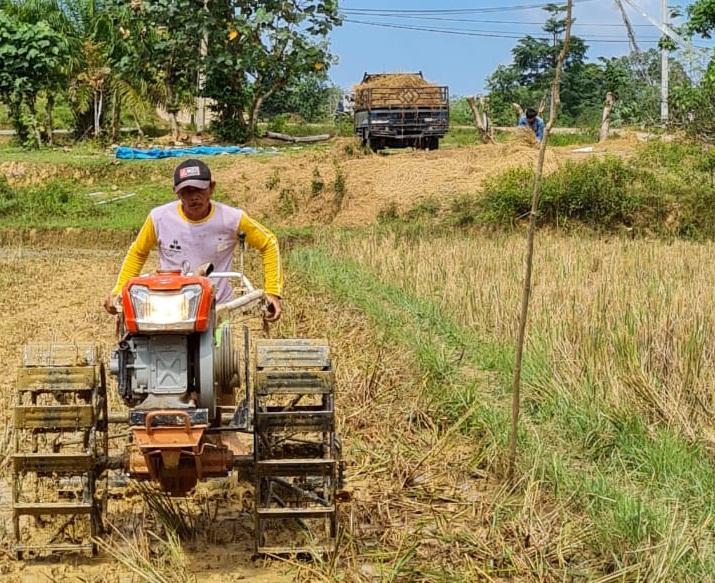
[109,0,208,142]
[202,0,341,142]
[2,0,133,141]
[687,0,715,38]
[0,10,68,147]
[661,0,715,135]
[485,4,594,126]
[260,72,335,123]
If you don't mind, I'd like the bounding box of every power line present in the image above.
[339,1,600,15]
[342,17,661,44]
[341,11,654,28]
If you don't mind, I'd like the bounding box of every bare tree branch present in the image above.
[508,0,573,485]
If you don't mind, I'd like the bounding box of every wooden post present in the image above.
[467,96,495,144]
[508,1,573,485]
[599,92,614,143]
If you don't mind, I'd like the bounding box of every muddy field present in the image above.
[0,246,297,582]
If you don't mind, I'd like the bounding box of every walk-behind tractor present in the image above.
[11,256,342,558]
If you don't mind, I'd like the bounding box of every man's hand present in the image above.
[264,294,282,322]
[103,294,119,315]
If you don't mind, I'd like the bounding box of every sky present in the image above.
[328,0,712,97]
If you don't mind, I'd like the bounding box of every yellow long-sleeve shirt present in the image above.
[111,201,283,301]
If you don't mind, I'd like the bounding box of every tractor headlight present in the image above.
[129,284,204,332]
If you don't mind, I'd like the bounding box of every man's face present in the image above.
[527,115,536,123]
[177,184,213,220]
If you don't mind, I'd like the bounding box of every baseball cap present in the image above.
[173,159,212,193]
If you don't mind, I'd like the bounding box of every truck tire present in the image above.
[368,138,380,152]
[361,130,369,148]
[427,137,439,151]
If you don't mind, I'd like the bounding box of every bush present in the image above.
[0,176,18,215]
[478,157,655,229]
[540,157,651,227]
[0,179,98,222]
[479,166,534,225]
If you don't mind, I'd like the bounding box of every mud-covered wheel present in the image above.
[12,343,108,558]
[252,338,339,555]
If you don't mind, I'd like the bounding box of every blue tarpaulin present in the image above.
[114,145,267,159]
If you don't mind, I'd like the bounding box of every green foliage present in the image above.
[478,166,534,225]
[331,164,346,199]
[310,167,324,196]
[686,0,715,38]
[486,4,597,127]
[634,139,703,170]
[267,113,290,134]
[0,178,98,220]
[694,144,715,186]
[334,113,354,137]
[0,175,18,214]
[478,157,655,228]
[261,75,336,123]
[449,98,474,126]
[447,194,483,228]
[0,10,69,146]
[1,0,341,145]
[265,168,280,190]
[443,125,485,147]
[109,0,205,136]
[277,187,297,216]
[203,0,341,142]
[406,197,441,221]
[448,142,715,238]
[547,130,598,147]
[541,157,651,226]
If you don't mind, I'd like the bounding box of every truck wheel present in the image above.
[368,138,379,152]
[427,137,439,151]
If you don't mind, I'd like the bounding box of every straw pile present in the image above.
[354,73,444,108]
[512,125,539,147]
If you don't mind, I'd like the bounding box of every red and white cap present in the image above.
[173,159,212,193]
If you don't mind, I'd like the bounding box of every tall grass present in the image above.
[290,229,715,581]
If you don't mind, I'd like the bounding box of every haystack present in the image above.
[354,73,444,108]
[512,126,539,147]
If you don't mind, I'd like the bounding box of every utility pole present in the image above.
[661,0,669,123]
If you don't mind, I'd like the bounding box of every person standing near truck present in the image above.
[517,108,544,142]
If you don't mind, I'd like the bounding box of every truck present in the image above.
[353,72,449,152]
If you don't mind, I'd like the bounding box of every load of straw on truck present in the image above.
[353,72,449,152]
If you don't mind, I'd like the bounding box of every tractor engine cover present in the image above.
[110,324,238,421]
[110,335,191,410]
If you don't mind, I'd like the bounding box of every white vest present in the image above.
[150,201,242,303]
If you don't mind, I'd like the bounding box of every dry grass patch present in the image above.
[330,231,715,439]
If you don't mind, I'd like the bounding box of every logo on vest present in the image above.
[169,239,182,250]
